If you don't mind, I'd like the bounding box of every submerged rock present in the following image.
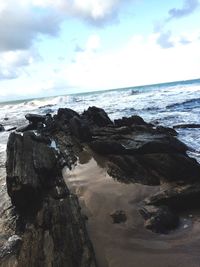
[110,210,127,224]
[139,205,179,234]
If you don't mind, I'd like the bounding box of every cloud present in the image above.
[157,31,174,48]
[0,50,40,80]
[168,0,199,20]
[0,1,61,52]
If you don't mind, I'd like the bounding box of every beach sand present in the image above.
[63,148,200,267]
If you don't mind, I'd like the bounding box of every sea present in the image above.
[0,78,200,164]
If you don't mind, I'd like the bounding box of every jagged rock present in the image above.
[110,210,127,223]
[156,126,177,136]
[6,131,60,211]
[114,115,149,127]
[25,114,46,124]
[82,106,113,127]
[144,183,200,210]
[0,124,5,132]
[139,205,179,234]
[5,130,97,266]
[56,108,79,122]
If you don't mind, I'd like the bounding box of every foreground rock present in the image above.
[2,131,97,267]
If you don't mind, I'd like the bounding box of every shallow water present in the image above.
[63,149,200,267]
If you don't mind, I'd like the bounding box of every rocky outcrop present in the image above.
[3,104,200,265]
[2,131,97,267]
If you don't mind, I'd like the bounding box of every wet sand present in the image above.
[63,148,200,267]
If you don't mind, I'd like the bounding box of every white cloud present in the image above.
[0,50,39,80]
[61,32,200,91]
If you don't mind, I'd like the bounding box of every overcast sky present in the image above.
[0,0,200,100]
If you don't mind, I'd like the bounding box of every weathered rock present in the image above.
[139,205,179,234]
[110,210,127,223]
[114,115,149,127]
[145,183,200,210]
[156,126,177,136]
[6,131,60,211]
[25,114,46,124]
[82,106,113,127]
[5,130,97,266]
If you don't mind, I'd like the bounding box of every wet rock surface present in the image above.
[2,105,200,265]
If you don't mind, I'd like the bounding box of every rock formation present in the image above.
[2,105,200,266]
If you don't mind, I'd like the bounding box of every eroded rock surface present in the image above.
[2,130,97,267]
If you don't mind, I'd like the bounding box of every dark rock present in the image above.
[139,205,179,234]
[173,123,200,129]
[6,131,59,211]
[25,113,46,124]
[107,155,160,185]
[90,140,126,155]
[0,124,5,132]
[5,130,97,266]
[4,117,9,121]
[16,123,37,132]
[156,126,177,136]
[114,115,148,127]
[69,116,92,141]
[56,108,79,122]
[145,183,200,210]
[140,153,200,183]
[110,210,127,223]
[82,106,113,127]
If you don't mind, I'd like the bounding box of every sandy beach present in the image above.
[63,148,200,267]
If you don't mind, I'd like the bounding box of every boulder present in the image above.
[25,113,46,124]
[110,210,127,223]
[6,131,60,211]
[82,106,113,127]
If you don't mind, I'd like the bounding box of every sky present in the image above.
[0,0,200,101]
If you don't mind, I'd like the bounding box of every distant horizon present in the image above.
[1,77,200,104]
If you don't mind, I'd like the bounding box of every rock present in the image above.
[82,106,113,127]
[156,126,177,136]
[144,183,200,210]
[173,123,200,129]
[114,115,148,127]
[6,131,60,211]
[140,153,200,183]
[5,130,97,266]
[110,210,127,223]
[25,113,46,124]
[56,108,79,122]
[139,205,179,234]
[16,123,37,132]
[0,124,5,132]
[69,116,92,141]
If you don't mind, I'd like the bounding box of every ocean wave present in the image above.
[166,98,200,111]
